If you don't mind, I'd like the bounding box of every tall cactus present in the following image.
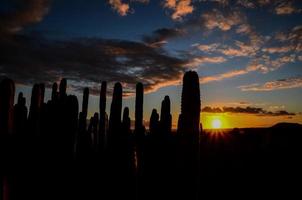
[122,107,131,134]
[160,95,172,134]
[39,83,45,105]
[0,78,15,135]
[91,112,99,151]
[98,81,107,151]
[28,83,42,136]
[51,82,58,101]
[13,92,28,135]
[59,78,67,100]
[109,82,123,138]
[149,109,159,135]
[135,82,144,132]
[176,71,201,199]
[177,71,201,136]
[79,87,89,133]
[64,95,79,156]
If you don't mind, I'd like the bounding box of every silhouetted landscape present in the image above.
[1,71,301,200]
[1,1,302,199]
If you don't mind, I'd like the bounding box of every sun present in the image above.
[212,119,222,129]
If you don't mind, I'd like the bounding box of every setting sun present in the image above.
[212,119,222,129]
[202,114,229,129]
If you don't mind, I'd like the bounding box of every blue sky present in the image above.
[1,0,302,127]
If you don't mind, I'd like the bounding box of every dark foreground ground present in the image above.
[1,123,302,200]
[200,123,302,198]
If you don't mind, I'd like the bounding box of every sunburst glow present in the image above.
[211,119,222,129]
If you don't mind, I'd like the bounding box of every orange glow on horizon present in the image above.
[200,112,302,129]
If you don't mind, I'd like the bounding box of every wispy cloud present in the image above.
[143,28,185,47]
[199,62,265,83]
[262,46,294,54]
[275,1,301,15]
[185,56,227,67]
[202,106,295,116]
[201,9,243,31]
[239,77,302,91]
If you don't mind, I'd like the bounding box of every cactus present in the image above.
[109,82,123,139]
[149,109,159,135]
[28,83,42,136]
[98,81,107,152]
[122,107,131,134]
[13,92,28,135]
[176,71,201,199]
[59,78,67,100]
[51,82,58,101]
[64,95,79,156]
[135,83,144,132]
[91,112,99,151]
[160,95,172,134]
[0,78,15,135]
[177,71,201,136]
[39,83,45,105]
[79,87,89,133]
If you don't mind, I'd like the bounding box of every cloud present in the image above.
[0,0,50,34]
[275,1,301,15]
[108,0,149,16]
[262,46,294,53]
[201,9,243,31]
[108,0,130,16]
[199,62,264,83]
[163,0,194,20]
[202,106,295,116]
[143,27,185,47]
[273,26,302,53]
[0,33,188,96]
[185,56,227,67]
[236,23,253,34]
[236,0,272,9]
[200,69,249,83]
[219,40,260,57]
[195,43,220,52]
[239,77,302,91]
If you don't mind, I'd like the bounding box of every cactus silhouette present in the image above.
[149,109,159,135]
[91,112,99,151]
[135,83,144,132]
[98,81,107,152]
[13,92,28,135]
[79,87,89,133]
[51,82,58,101]
[59,78,67,101]
[63,95,79,157]
[77,87,92,158]
[39,83,45,105]
[177,71,201,136]
[0,78,15,135]
[28,84,42,136]
[122,107,131,134]
[160,96,172,135]
[109,82,123,142]
[176,70,201,200]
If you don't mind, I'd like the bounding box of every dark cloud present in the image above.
[202,106,295,116]
[143,28,185,48]
[0,0,51,34]
[0,33,187,95]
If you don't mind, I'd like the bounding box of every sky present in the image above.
[0,0,302,129]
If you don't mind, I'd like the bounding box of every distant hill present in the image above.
[271,122,302,129]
